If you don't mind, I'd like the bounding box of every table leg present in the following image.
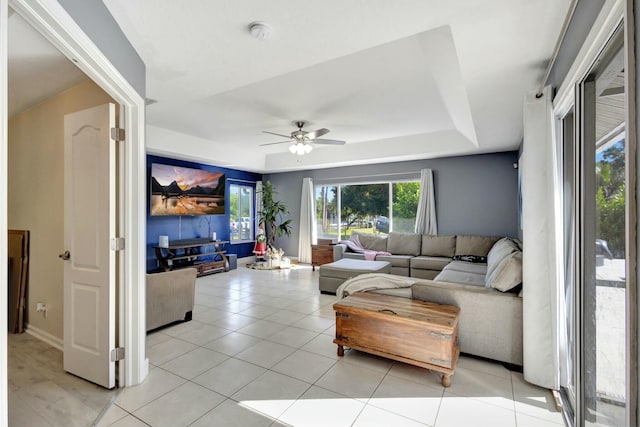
[337,345,344,357]
[441,374,452,387]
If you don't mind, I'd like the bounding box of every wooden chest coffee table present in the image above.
[333,293,460,387]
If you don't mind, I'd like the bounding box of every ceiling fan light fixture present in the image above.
[288,144,297,154]
[304,143,313,154]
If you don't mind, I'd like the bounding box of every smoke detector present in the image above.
[249,22,272,41]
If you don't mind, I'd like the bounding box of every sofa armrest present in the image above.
[333,243,346,261]
[412,279,523,365]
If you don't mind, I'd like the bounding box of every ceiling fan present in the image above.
[260,121,346,155]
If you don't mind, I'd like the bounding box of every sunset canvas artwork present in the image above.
[150,163,225,216]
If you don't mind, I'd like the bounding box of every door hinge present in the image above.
[111,238,125,251]
[111,127,125,142]
[111,347,125,362]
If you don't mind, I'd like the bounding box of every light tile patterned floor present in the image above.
[11,264,566,426]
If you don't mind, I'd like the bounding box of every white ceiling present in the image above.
[8,10,87,118]
[104,0,571,172]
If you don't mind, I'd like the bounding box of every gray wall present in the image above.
[265,152,519,257]
[58,0,145,97]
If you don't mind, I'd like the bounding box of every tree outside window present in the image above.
[315,181,419,240]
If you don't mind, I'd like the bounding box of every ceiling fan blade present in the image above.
[313,138,346,145]
[305,128,330,139]
[259,140,292,146]
[262,130,293,138]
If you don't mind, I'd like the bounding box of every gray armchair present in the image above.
[146,268,197,331]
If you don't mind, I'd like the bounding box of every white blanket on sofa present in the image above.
[336,273,417,299]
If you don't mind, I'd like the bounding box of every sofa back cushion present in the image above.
[455,235,500,258]
[421,235,456,257]
[353,232,388,252]
[486,251,523,292]
[486,237,521,280]
[387,232,421,256]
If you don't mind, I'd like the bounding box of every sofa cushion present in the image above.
[375,254,413,268]
[410,256,451,271]
[443,260,488,275]
[486,237,520,280]
[434,269,486,287]
[387,232,421,256]
[421,235,456,257]
[353,232,388,252]
[319,258,391,279]
[455,235,500,257]
[486,251,523,292]
[434,261,486,287]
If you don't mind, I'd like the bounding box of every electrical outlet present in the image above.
[36,302,47,317]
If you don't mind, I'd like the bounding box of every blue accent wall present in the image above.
[146,155,262,272]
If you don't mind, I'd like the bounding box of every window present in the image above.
[229,184,254,242]
[315,181,419,240]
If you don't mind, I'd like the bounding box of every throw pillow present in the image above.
[452,254,487,263]
[486,237,520,279]
[486,251,522,292]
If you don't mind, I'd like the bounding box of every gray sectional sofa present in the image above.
[332,232,524,365]
[333,232,502,279]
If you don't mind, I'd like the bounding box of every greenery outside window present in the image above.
[315,181,419,240]
[229,184,254,243]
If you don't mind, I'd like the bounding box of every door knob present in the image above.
[58,250,70,260]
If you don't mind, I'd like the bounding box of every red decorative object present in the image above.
[253,241,267,259]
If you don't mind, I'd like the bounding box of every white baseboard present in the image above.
[26,323,63,351]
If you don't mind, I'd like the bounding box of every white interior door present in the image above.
[63,103,116,389]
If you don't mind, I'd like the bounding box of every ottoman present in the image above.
[319,258,391,294]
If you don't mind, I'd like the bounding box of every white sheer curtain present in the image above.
[256,181,263,229]
[298,177,316,263]
[521,86,560,390]
[414,169,437,235]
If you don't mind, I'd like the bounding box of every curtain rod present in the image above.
[537,0,579,98]
[320,171,420,179]
[315,170,421,183]
[227,178,257,184]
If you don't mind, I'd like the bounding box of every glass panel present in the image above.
[229,184,254,242]
[392,182,419,233]
[315,185,339,241]
[340,184,388,239]
[561,108,577,411]
[583,35,626,426]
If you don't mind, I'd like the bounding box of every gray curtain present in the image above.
[414,169,437,235]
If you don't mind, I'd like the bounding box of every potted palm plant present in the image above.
[258,180,292,249]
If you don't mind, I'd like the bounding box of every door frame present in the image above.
[0,0,148,422]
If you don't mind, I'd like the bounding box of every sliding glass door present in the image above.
[560,26,627,427]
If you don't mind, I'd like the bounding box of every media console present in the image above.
[154,238,229,276]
